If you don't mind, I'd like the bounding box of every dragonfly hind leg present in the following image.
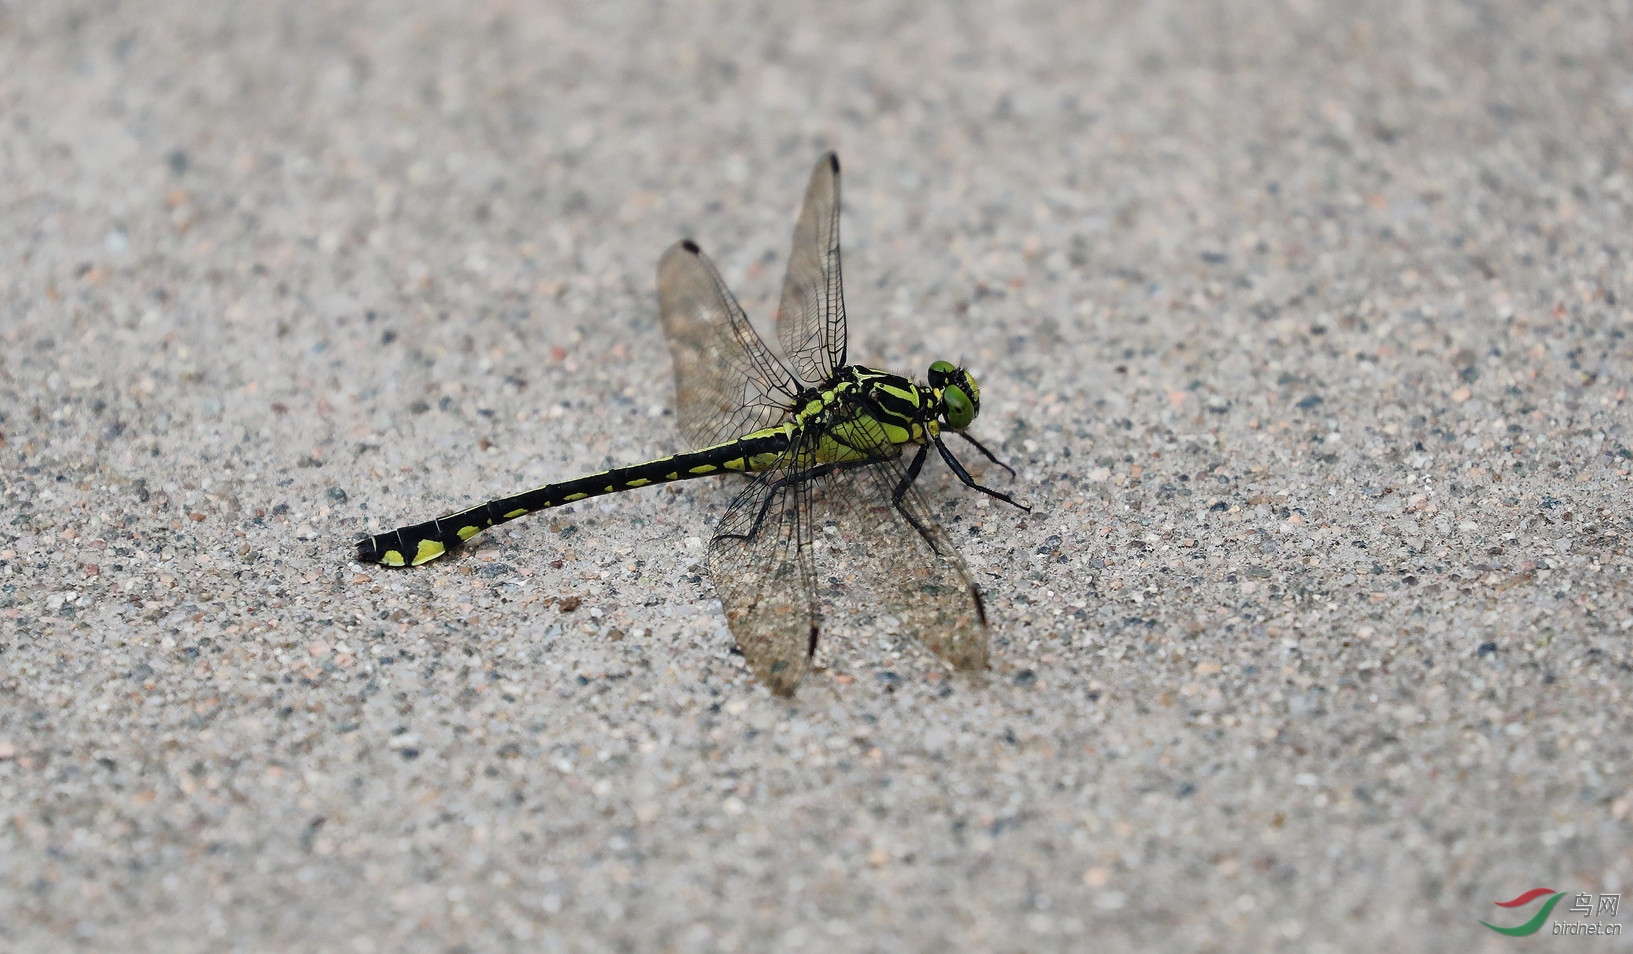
[715,461,850,545]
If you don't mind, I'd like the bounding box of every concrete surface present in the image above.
[2,1,1630,951]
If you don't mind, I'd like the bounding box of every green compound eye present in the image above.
[943,385,975,430]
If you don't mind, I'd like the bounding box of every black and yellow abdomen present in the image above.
[357,429,796,567]
[356,366,941,568]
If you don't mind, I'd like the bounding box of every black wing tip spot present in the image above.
[680,238,701,254]
[354,537,381,562]
[826,153,840,173]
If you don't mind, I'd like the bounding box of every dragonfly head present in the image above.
[928,360,980,431]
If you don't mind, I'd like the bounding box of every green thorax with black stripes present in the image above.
[779,365,945,467]
[361,364,978,568]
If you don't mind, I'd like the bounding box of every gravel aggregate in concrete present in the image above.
[1,2,1630,951]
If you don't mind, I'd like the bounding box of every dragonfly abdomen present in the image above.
[357,430,794,567]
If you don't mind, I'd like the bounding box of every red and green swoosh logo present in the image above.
[1481,888,1565,936]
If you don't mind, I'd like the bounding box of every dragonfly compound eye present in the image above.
[943,384,976,430]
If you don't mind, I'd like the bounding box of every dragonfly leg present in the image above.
[888,442,941,551]
[719,461,848,543]
[954,430,1018,479]
[934,437,1030,511]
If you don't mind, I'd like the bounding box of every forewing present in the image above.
[707,452,819,696]
[658,240,801,448]
[816,411,989,672]
[775,153,847,386]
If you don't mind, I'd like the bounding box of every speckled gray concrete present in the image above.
[2,2,1630,951]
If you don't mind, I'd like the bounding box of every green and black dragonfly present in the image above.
[357,153,1026,694]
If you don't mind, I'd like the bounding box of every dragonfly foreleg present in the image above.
[953,430,1018,479]
[933,437,1030,511]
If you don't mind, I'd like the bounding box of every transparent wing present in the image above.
[775,152,847,386]
[812,405,989,672]
[659,240,802,448]
[706,446,820,697]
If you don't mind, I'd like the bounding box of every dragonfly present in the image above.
[356,153,1027,695]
